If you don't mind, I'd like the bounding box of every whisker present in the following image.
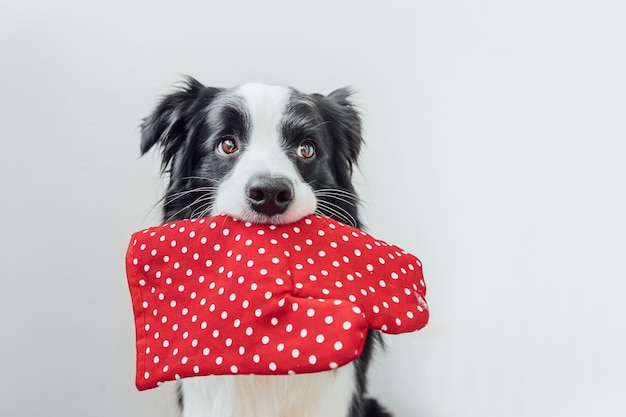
[164,187,218,205]
[165,194,216,222]
[314,193,358,207]
[313,188,359,199]
[315,201,357,227]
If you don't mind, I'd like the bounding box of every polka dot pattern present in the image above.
[126,215,428,390]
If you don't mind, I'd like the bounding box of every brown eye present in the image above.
[217,137,238,155]
[296,141,316,159]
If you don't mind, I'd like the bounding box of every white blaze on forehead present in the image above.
[238,83,291,149]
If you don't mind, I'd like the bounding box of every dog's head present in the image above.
[141,78,363,227]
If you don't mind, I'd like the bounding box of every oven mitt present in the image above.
[126,215,429,390]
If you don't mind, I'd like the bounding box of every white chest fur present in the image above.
[180,363,355,417]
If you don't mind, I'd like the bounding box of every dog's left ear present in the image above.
[318,88,364,185]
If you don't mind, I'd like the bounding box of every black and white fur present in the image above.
[140,78,391,417]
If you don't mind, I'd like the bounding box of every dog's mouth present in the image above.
[219,204,317,226]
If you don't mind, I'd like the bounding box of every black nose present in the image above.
[246,176,294,216]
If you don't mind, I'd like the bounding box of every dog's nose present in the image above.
[246,176,294,216]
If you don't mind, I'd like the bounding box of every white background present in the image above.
[1,1,625,416]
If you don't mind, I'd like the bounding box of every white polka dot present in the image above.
[366,264,374,272]
[261,335,270,344]
[286,324,293,332]
[264,291,272,300]
[258,247,266,254]
[275,278,284,285]
[162,365,169,372]
[253,354,260,363]
[230,365,238,373]
[169,300,177,308]
[246,327,253,336]
[191,339,198,347]
[239,346,245,355]
[324,316,333,324]
[163,340,169,347]
[334,341,343,351]
[373,305,380,313]
[216,356,223,365]
[343,321,352,330]
[181,356,188,364]
[306,308,315,317]
[178,285,185,292]
[225,338,233,347]
[329,362,338,369]
[200,237,207,244]
[255,308,262,317]
[185,269,193,277]
[173,262,180,270]
[269,362,277,371]
[203,347,210,356]
[300,328,308,338]
[260,268,268,275]
[170,240,176,248]
[193,365,200,374]
[205,260,213,267]
[212,329,219,338]
[144,372,150,379]
[316,334,325,343]
[291,349,300,358]
[153,356,160,364]
[277,343,285,351]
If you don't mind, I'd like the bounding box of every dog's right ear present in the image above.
[140,77,219,172]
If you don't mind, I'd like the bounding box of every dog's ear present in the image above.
[140,77,219,172]
[318,88,364,186]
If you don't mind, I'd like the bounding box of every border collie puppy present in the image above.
[140,78,391,417]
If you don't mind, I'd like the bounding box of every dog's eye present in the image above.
[217,137,239,155]
[296,141,316,159]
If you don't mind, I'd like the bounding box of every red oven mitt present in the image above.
[126,215,428,390]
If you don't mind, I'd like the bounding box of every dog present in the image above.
[140,78,391,417]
